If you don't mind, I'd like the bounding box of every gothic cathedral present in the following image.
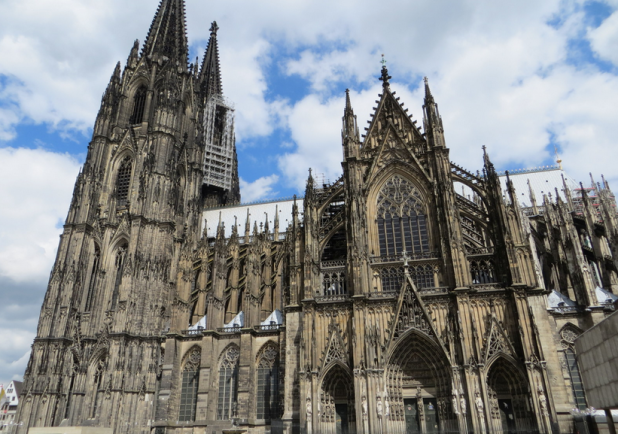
[15,1,618,434]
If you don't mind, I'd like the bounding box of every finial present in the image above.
[210,21,219,37]
[345,88,352,111]
[554,145,563,170]
[379,54,391,88]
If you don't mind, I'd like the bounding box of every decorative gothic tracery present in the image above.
[256,344,279,420]
[217,346,240,420]
[485,358,537,434]
[179,348,201,422]
[115,157,133,206]
[377,175,429,257]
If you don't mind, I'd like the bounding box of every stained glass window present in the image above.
[217,347,240,420]
[377,176,429,257]
[565,348,587,410]
[256,345,279,420]
[179,349,201,421]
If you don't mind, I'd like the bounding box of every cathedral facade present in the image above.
[14,1,618,434]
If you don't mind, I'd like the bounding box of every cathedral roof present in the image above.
[202,197,303,239]
[497,166,578,207]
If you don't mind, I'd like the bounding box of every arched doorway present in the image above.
[385,331,455,434]
[319,363,355,434]
[485,357,537,434]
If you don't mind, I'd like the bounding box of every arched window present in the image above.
[179,348,201,422]
[116,157,133,206]
[377,176,429,257]
[110,243,127,310]
[217,346,240,420]
[257,344,279,420]
[561,327,587,410]
[90,358,105,419]
[470,259,497,284]
[565,348,587,410]
[130,86,147,124]
[84,246,100,311]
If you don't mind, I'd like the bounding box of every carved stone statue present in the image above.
[361,395,368,420]
[306,397,312,418]
[460,394,467,415]
[376,395,383,418]
[384,395,390,418]
[453,392,460,415]
[475,389,485,419]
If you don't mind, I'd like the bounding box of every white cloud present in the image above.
[588,10,618,65]
[240,174,280,202]
[0,148,81,282]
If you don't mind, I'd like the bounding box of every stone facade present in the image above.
[14,1,618,434]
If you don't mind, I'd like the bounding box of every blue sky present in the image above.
[1,0,618,386]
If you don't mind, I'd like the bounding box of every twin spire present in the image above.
[142,0,189,64]
[200,21,223,99]
[141,0,222,98]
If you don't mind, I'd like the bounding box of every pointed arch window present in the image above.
[217,346,240,420]
[90,358,105,419]
[110,243,127,310]
[561,327,587,410]
[84,246,100,312]
[565,348,587,410]
[116,157,133,206]
[179,349,201,422]
[376,175,429,257]
[470,259,497,284]
[130,86,147,124]
[257,345,279,420]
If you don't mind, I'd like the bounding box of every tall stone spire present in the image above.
[141,0,189,66]
[342,89,359,144]
[200,21,223,100]
[423,77,445,148]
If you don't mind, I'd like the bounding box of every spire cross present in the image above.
[381,54,387,67]
[210,21,219,36]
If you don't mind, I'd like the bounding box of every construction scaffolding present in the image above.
[203,94,235,191]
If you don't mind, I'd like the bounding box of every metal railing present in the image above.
[369,252,440,263]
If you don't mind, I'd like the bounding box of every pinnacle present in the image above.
[344,88,354,116]
[424,76,434,103]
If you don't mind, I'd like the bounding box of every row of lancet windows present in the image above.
[178,345,280,422]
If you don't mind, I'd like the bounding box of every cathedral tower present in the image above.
[15,1,238,432]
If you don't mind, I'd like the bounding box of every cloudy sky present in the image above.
[1,0,618,386]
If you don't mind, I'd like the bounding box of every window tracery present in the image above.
[116,157,133,206]
[84,246,100,312]
[256,344,279,420]
[110,243,127,310]
[130,86,147,124]
[217,346,240,420]
[179,348,201,422]
[376,175,429,257]
[470,259,497,284]
[90,358,105,419]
